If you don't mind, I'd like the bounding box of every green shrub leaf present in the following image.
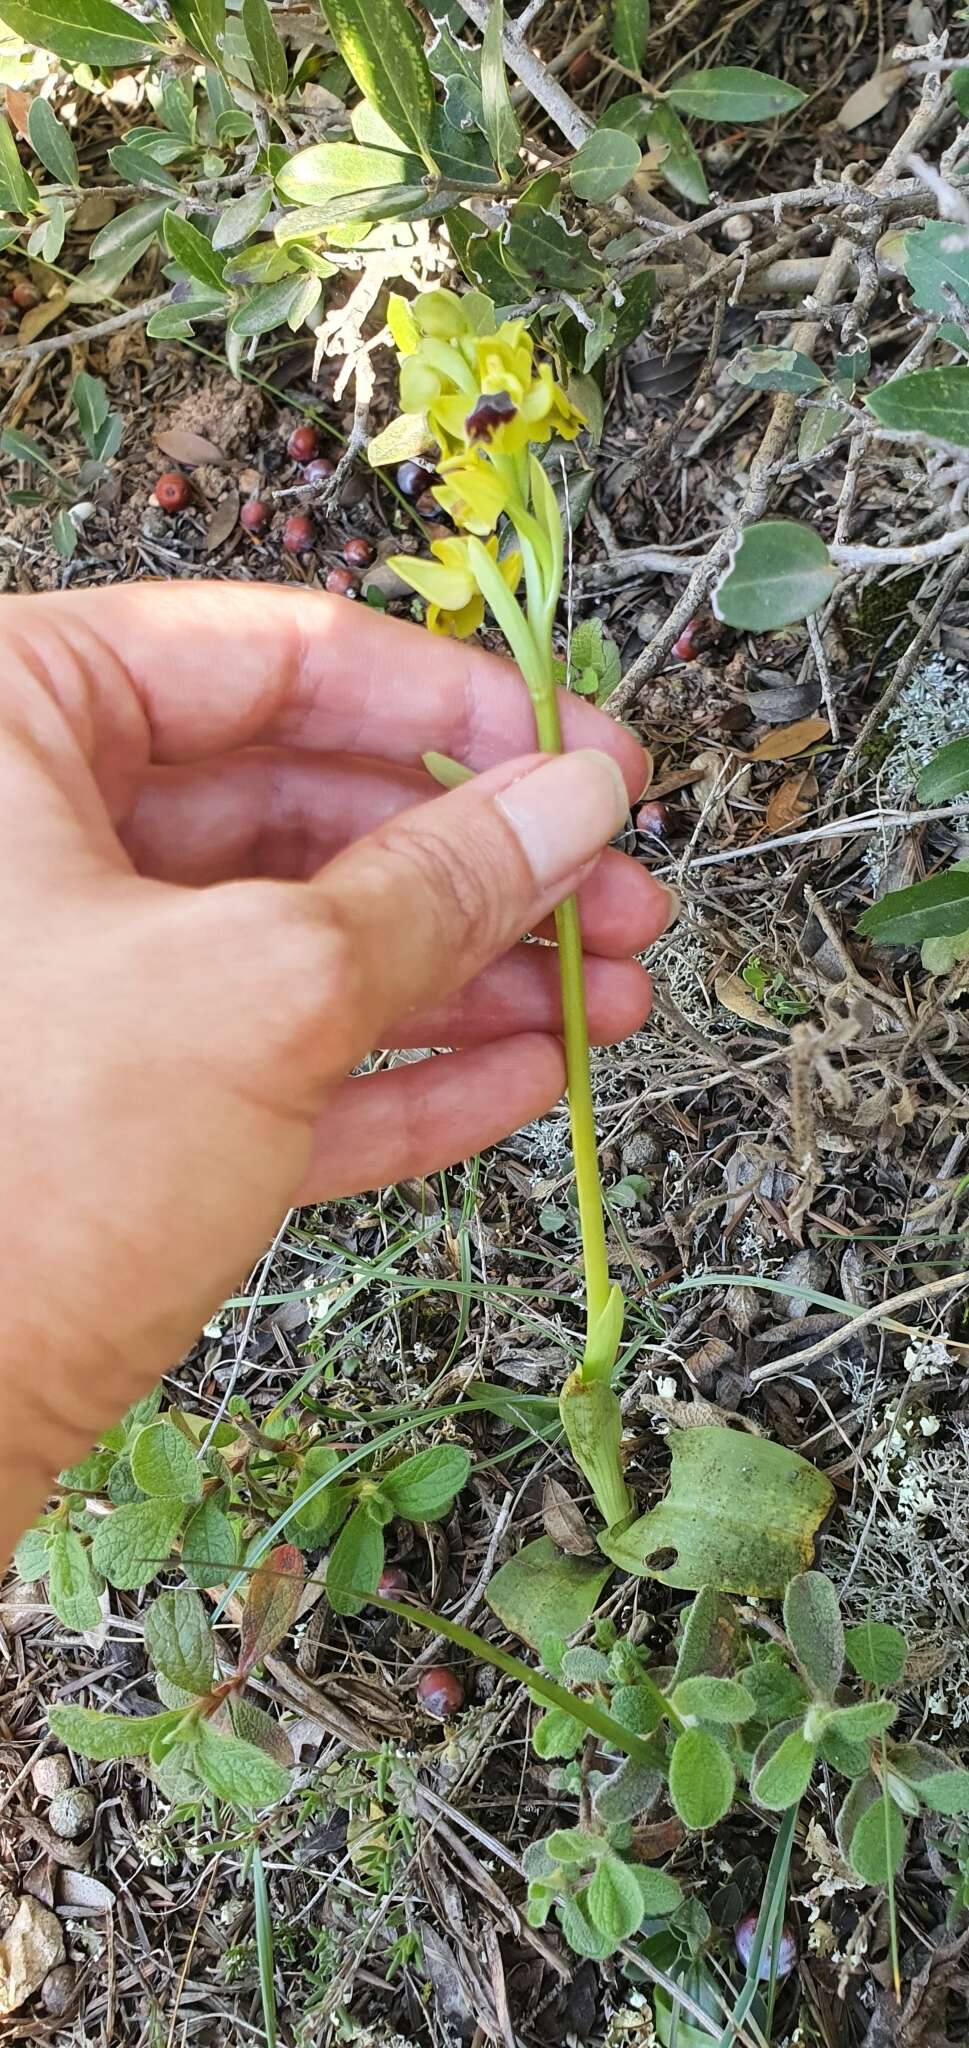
[0,111,37,215]
[904,220,969,320]
[27,96,78,184]
[668,1726,735,1828]
[180,1497,237,1587]
[848,1791,906,1884]
[612,0,649,72]
[49,1703,183,1760]
[713,521,838,631]
[326,1503,384,1616]
[290,1443,352,1541]
[783,1571,844,1696]
[570,127,642,203]
[320,0,436,165]
[129,1420,202,1501]
[48,1530,103,1630]
[163,210,226,293]
[729,346,827,395]
[144,1589,214,1695]
[14,1526,52,1580]
[865,366,969,446]
[0,0,165,65]
[666,67,805,123]
[380,1445,470,1520]
[644,103,708,204]
[857,871,969,946]
[670,1675,755,1723]
[193,1722,290,1810]
[91,1498,186,1588]
[750,1728,816,1809]
[908,1767,969,1816]
[241,0,287,97]
[916,736,969,805]
[586,1851,648,1944]
[504,204,605,291]
[487,1535,612,1650]
[480,0,520,175]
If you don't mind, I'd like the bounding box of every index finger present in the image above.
[10,581,649,799]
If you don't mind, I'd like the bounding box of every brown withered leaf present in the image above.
[542,1476,596,1556]
[0,1898,65,2015]
[204,490,240,553]
[5,88,30,138]
[71,192,116,232]
[751,716,829,762]
[837,64,906,131]
[766,769,816,833]
[17,294,68,346]
[154,428,228,466]
[715,972,788,1034]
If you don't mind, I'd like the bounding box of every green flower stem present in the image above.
[530,686,611,1341]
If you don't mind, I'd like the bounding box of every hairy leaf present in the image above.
[783,1571,844,1697]
[91,1498,185,1589]
[144,1589,214,1695]
[380,1445,470,1521]
[49,1703,183,1760]
[238,1543,304,1672]
[193,1722,290,1809]
[129,1420,202,1502]
[668,1726,735,1828]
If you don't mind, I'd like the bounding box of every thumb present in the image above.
[299,746,630,1083]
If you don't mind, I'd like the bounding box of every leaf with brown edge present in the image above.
[237,1544,304,1676]
[766,769,815,832]
[750,716,829,762]
[154,428,228,465]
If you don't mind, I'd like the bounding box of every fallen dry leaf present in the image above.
[750,715,829,762]
[71,192,116,233]
[4,88,30,139]
[837,64,906,131]
[715,972,789,1033]
[204,490,240,553]
[0,1898,65,2015]
[542,1476,596,1555]
[17,294,68,346]
[154,427,228,466]
[765,768,816,832]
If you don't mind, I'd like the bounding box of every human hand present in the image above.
[0,580,671,1544]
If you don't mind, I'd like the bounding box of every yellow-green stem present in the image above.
[531,687,612,1345]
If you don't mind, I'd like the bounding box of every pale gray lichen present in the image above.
[826,1408,969,1728]
[866,652,969,887]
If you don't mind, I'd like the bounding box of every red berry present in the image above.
[634,800,667,837]
[325,565,359,597]
[568,50,597,87]
[287,423,320,464]
[396,459,438,499]
[735,1913,796,1980]
[343,535,374,569]
[304,456,335,483]
[155,471,191,513]
[11,280,40,311]
[672,619,698,661]
[377,1566,409,1597]
[417,1666,465,1719]
[239,498,269,535]
[282,511,315,555]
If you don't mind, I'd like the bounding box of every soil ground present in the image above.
[3,2,969,2044]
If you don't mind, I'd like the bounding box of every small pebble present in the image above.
[32,1754,71,1800]
[41,1963,76,2017]
[722,212,754,244]
[48,1787,96,1841]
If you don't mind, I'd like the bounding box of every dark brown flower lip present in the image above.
[465,390,518,442]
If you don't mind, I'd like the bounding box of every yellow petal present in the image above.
[387,552,474,611]
[401,355,444,412]
[414,287,467,339]
[499,548,523,595]
[387,292,419,356]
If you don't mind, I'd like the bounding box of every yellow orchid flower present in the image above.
[432,450,511,535]
[386,296,585,462]
[387,534,522,639]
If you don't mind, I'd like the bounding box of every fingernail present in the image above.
[657,883,680,930]
[496,749,630,888]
